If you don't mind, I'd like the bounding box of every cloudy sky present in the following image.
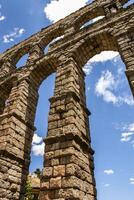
[0,0,134,200]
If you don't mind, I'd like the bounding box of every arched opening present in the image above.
[9,44,31,68]
[74,5,105,30]
[82,50,134,200]
[123,0,134,8]
[44,35,64,54]
[28,73,56,198]
[69,27,134,199]
[38,27,64,55]
[16,53,29,68]
[80,16,105,29]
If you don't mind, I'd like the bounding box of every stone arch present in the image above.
[72,0,126,31]
[80,16,105,29]
[62,25,134,200]
[30,72,56,173]
[29,56,58,89]
[5,44,31,69]
[73,6,105,30]
[16,54,29,68]
[69,31,118,68]
[0,1,134,200]
[39,28,65,54]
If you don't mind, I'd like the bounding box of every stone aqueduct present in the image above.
[0,0,134,199]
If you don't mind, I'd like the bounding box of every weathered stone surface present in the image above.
[50,177,62,189]
[53,165,65,177]
[0,0,134,199]
[43,167,53,178]
[41,180,49,190]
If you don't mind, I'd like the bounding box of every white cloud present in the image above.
[84,51,123,76]
[83,61,93,75]
[85,52,134,107]
[90,51,119,63]
[87,86,90,91]
[95,70,118,104]
[92,16,105,23]
[19,28,25,35]
[122,123,134,132]
[32,143,45,156]
[130,178,134,185]
[95,69,134,106]
[122,132,134,138]
[84,52,133,107]
[0,15,5,21]
[0,5,6,22]
[118,122,134,146]
[121,132,134,142]
[121,136,132,142]
[130,178,134,181]
[83,51,119,76]
[32,133,43,144]
[32,133,44,156]
[121,123,134,145]
[3,28,25,43]
[104,169,114,175]
[80,15,105,29]
[118,96,134,106]
[44,0,90,22]
[104,184,110,187]
[128,123,134,132]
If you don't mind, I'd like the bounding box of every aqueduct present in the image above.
[0,0,134,199]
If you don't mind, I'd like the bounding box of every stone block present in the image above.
[43,167,53,178]
[53,165,65,177]
[50,177,61,189]
[51,158,60,166]
[41,181,50,190]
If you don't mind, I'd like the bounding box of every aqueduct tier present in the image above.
[0,0,134,199]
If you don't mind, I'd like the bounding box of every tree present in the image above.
[24,180,34,200]
[34,168,41,178]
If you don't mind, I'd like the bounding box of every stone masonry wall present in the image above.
[0,0,134,199]
[0,78,38,199]
[39,57,96,200]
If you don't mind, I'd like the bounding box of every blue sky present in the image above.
[0,1,134,200]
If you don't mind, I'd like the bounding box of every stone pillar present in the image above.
[0,85,12,115]
[0,77,38,200]
[27,43,44,65]
[117,32,134,70]
[117,31,134,97]
[40,57,96,200]
[0,59,15,78]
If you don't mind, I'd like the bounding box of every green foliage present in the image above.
[24,180,34,200]
[34,168,41,178]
